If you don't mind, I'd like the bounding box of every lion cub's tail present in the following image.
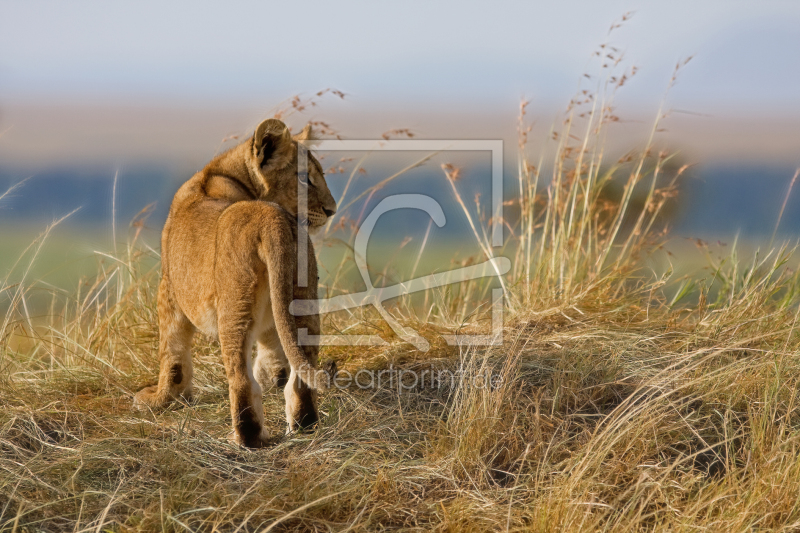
[259,220,329,392]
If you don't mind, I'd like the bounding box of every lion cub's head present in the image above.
[247,118,337,229]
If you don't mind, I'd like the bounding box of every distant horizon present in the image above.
[1,99,799,168]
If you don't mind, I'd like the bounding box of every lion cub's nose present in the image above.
[323,206,336,217]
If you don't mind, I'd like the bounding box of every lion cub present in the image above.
[134,118,337,448]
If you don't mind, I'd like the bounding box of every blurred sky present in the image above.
[3,0,800,107]
[1,1,800,165]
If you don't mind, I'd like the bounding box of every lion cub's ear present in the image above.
[253,118,294,172]
[293,124,315,142]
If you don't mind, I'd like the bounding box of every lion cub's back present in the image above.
[162,176,233,334]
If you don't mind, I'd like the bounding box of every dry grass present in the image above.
[4,247,800,531]
[4,23,800,532]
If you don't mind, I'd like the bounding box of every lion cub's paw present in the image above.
[133,385,194,411]
[229,428,279,449]
[132,385,162,411]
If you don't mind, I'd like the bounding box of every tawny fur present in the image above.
[133,119,337,448]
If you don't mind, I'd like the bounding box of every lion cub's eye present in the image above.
[298,170,310,186]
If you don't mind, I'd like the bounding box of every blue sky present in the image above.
[2,0,799,113]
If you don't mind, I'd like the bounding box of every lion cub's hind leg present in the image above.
[134,278,196,410]
[254,298,318,435]
[255,329,290,390]
[214,241,274,447]
[217,307,273,448]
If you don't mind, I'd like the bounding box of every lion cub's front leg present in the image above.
[134,278,195,410]
[254,330,290,390]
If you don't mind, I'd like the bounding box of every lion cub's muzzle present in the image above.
[307,207,333,228]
